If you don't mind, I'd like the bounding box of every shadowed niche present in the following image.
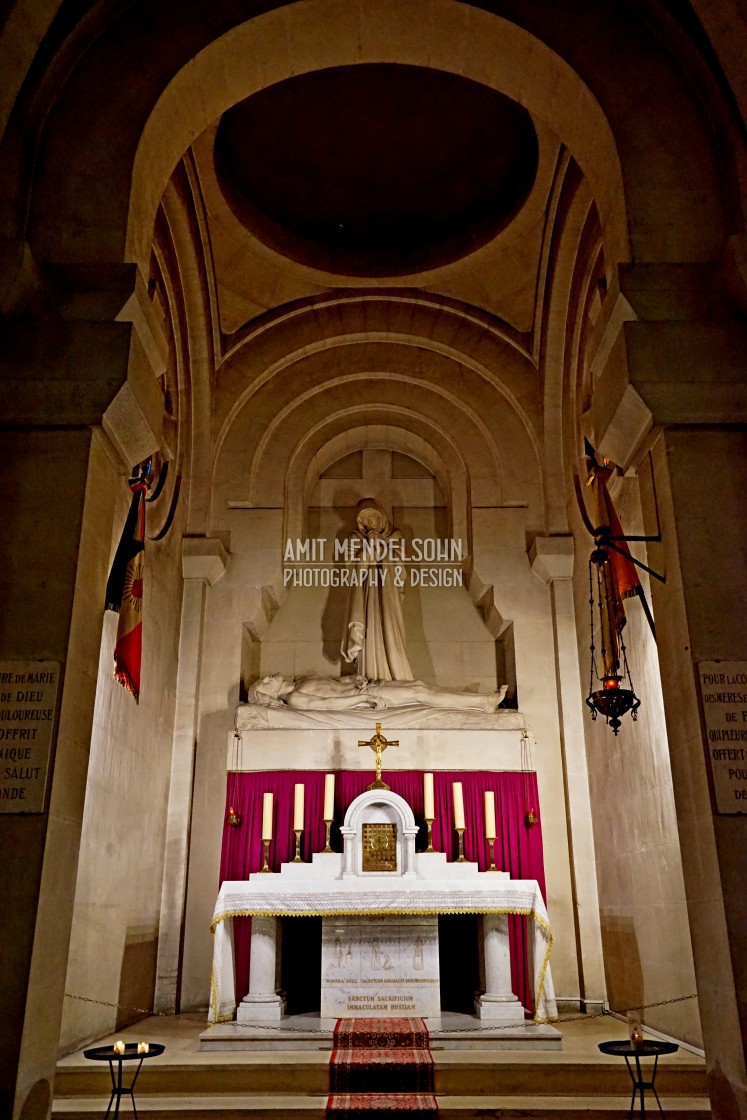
[214,63,539,276]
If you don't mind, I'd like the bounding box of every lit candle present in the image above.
[423,773,434,819]
[627,1011,644,1047]
[323,774,335,821]
[294,783,305,831]
[261,792,273,841]
[484,791,496,839]
[452,782,465,829]
[113,1040,125,1054]
[137,1041,150,1054]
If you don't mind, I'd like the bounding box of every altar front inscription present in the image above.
[321,915,440,1018]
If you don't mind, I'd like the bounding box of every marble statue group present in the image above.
[244,496,506,719]
[246,673,507,713]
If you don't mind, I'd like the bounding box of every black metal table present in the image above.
[83,1042,165,1118]
[598,1039,679,1117]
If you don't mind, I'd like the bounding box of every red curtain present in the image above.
[220,769,545,1012]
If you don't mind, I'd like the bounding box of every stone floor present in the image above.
[53,1011,711,1117]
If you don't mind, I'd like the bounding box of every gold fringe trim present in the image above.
[211,905,547,929]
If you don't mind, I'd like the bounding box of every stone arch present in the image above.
[283,415,473,549]
[209,292,545,539]
[538,156,601,531]
[210,343,542,530]
[12,0,734,274]
[213,292,539,448]
[126,1,625,270]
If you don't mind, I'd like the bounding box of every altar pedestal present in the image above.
[237,915,286,1022]
[475,913,524,1020]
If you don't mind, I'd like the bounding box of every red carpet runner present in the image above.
[327,1018,438,1118]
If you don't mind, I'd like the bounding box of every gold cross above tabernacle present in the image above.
[358,722,399,790]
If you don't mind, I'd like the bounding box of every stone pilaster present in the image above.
[154,537,228,1012]
[530,535,607,1011]
[593,305,747,1111]
[0,314,164,1120]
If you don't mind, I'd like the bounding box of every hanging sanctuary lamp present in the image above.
[586,536,640,733]
[226,729,242,827]
[575,441,664,735]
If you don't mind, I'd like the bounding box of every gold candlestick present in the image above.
[425,819,435,853]
[259,838,272,873]
[323,819,333,853]
[293,829,303,863]
[486,837,499,871]
[455,827,467,862]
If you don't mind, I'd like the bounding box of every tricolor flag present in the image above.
[105,477,147,702]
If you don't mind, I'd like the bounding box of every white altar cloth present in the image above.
[209,876,557,1024]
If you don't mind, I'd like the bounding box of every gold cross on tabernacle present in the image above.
[358,722,399,790]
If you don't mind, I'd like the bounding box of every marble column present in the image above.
[154,537,227,1013]
[402,824,419,877]
[341,825,356,877]
[237,916,286,1021]
[475,913,524,1020]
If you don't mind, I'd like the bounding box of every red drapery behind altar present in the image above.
[219,770,545,1013]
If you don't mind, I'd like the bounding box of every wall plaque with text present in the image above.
[0,661,60,813]
[697,660,747,814]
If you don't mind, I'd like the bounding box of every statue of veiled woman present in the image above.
[340,498,414,680]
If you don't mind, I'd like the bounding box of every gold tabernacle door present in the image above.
[361,823,398,872]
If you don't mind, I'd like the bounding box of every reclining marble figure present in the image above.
[245,674,507,713]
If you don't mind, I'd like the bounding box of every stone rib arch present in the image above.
[222,290,532,368]
[283,417,472,550]
[213,331,541,472]
[210,316,547,530]
[248,370,502,511]
[537,157,600,532]
[211,354,546,526]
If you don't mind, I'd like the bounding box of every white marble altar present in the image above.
[209,789,557,1026]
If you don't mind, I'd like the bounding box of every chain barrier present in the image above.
[64,990,698,1034]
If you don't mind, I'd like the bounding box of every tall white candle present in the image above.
[323,773,335,820]
[452,782,465,829]
[423,772,435,819]
[261,792,273,841]
[484,790,496,839]
[294,783,305,831]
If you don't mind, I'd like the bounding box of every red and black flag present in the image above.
[585,448,642,620]
[105,473,148,702]
[583,441,649,676]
